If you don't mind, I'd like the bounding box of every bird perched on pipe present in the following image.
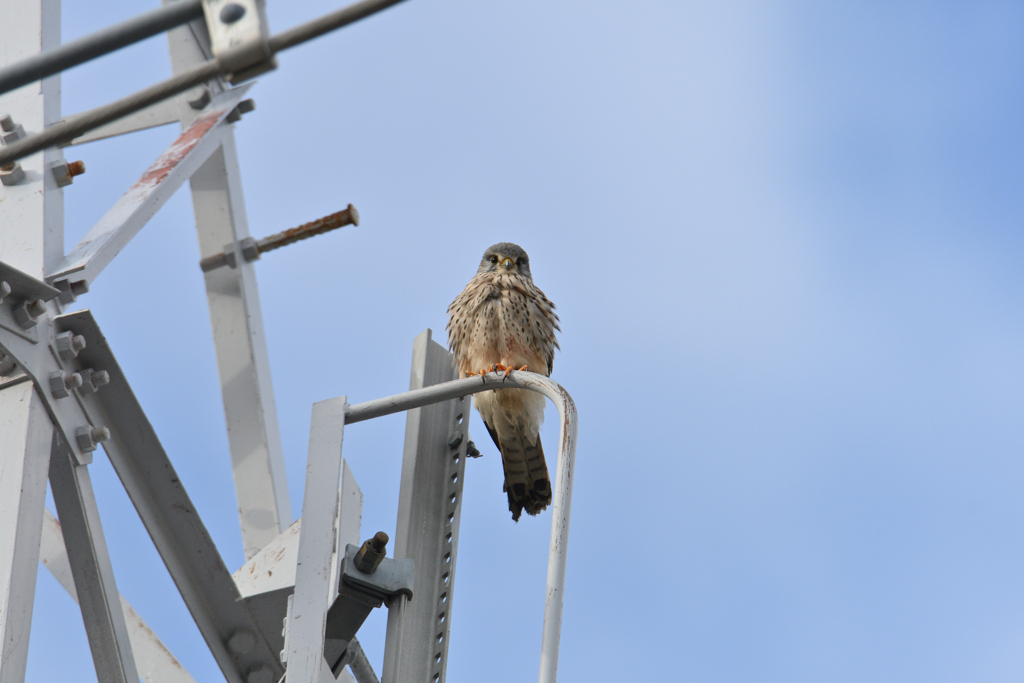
[447,243,560,521]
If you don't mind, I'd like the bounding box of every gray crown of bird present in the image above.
[447,242,561,521]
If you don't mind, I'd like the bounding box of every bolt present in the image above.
[0,281,10,302]
[75,425,109,453]
[0,351,16,376]
[188,87,212,110]
[67,160,85,177]
[54,278,90,304]
[447,431,463,449]
[353,531,389,574]
[227,629,256,654]
[0,115,25,145]
[56,331,86,360]
[0,162,25,186]
[465,439,482,458]
[49,370,83,398]
[79,368,110,394]
[13,299,46,329]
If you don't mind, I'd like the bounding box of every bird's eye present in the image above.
[489,256,498,264]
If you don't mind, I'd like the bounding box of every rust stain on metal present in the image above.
[258,206,357,254]
[129,109,221,193]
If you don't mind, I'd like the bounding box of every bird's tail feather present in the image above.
[500,436,552,522]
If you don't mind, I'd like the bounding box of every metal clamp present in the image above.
[340,543,414,601]
[201,0,276,84]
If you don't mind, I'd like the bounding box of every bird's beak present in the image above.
[500,258,514,270]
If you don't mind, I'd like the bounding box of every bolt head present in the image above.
[228,629,256,654]
[447,431,464,449]
[49,370,70,398]
[56,331,86,359]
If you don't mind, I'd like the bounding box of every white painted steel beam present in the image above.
[189,136,292,559]
[0,3,62,679]
[39,510,199,683]
[0,383,53,683]
[382,330,468,683]
[47,438,139,683]
[284,397,348,683]
[54,310,284,683]
[47,85,251,288]
[0,0,63,279]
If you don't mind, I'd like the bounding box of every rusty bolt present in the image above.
[353,531,389,574]
[0,162,25,186]
[67,160,85,177]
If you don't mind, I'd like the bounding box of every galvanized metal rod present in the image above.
[344,638,380,683]
[0,60,221,166]
[0,0,409,166]
[268,0,408,52]
[0,0,204,96]
[345,370,578,683]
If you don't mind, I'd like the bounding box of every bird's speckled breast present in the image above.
[464,274,544,374]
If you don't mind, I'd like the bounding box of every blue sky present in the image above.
[22,1,1024,681]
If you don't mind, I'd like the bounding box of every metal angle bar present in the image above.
[382,330,467,683]
[189,135,291,559]
[53,310,284,683]
[344,363,578,683]
[0,0,204,96]
[48,435,139,683]
[39,509,199,683]
[63,96,180,147]
[285,397,347,683]
[0,383,53,683]
[47,84,251,287]
[0,0,409,166]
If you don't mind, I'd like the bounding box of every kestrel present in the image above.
[447,243,560,521]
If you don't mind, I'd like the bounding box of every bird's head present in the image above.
[476,242,532,278]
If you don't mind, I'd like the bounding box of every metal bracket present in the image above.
[339,544,414,602]
[202,0,277,84]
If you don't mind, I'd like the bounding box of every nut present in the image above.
[56,331,86,360]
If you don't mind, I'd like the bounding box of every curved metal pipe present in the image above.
[344,370,578,683]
